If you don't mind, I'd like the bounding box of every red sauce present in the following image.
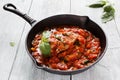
[31,26,101,70]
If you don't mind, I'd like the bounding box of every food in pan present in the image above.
[31,26,101,70]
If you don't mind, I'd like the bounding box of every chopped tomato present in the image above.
[64,52,79,61]
[88,54,98,60]
[57,62,68,70]
[31,26,101,70]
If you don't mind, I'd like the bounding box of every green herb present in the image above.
[102,4,115,23]
[10,42,15,47]
[41,31,51,42]
[74,40,80,46]
[39,31,51,57]
[84,60,90,65]
[89,0,107,8]
[89,0,115,23]
[40,42,51,56]
[103,4,115,12]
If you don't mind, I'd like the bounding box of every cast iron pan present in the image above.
[3,3,107,75]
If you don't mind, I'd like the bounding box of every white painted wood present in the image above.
[111,0,120,36]
[9,0,70,80]
[0,0,32,80]
[29,0,71,20]
[98,48,120,80]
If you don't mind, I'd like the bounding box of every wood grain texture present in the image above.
[29,0,71,20]
[9,0,70,80]
[112,0,120,37]
[0,0,32,80]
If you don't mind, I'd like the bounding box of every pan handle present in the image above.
[3,3,36,26]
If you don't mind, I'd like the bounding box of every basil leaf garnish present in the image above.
[89,0,106,8]
[103,4,115,12]
[89,0,115,23]
[102,10,115,23]
[102,4,115,23]
[39,31,51,57]
[40,42,51,57]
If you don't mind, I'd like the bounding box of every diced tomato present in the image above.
[32,52,40,58]
[77,36,86,45]
[35,34,41,40]
[49,57,60,63]
[88,54,98,60]
[78,29,86,37]
[92,42,100,47]
[64,52,79,61]
[57,62,68,70]
[73,60,84,68]
[71,67,78,70]
[66,62,73,68]
[86,33,93,42]
[84,50,91,56]
[79,47,84,53]
[86,42,92,49]
[58,52,67,58]
[51,63,58,69]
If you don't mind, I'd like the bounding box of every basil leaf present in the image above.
[103,4,115,12]
[39,31,51,57]
[10,42,15,47]
[40,42,51,57]
[102,5,115,23]
[89,4,104,8]
[89,1,106,8]
[42,31,51,42]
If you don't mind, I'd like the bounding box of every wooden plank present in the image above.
[28,0,70,20]
[9,0,70,80]
[111,0,120,36]
[103,21,120,48]
[0,0,32,80]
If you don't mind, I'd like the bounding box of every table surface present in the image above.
[0,0,120,80]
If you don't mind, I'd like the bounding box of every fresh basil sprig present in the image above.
[102,4,115,23]
[89,0,115,23]
[89,0,107,8]
[39,31,51,57]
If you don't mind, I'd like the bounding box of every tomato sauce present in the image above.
[31,26,101,70]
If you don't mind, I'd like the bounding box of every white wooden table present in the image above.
[0,0,120,80]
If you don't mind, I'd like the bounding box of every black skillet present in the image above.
[3,3,107,75]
